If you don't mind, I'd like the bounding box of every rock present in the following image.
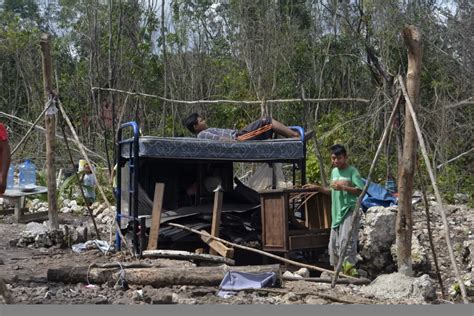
[305,297,328,304]
[61,207,72,214]
[454,193,469,204]
[62,199,71,207]
[37,206,47,213]
[360,272,436,302]
[76,225,88,243]
[320,271,332,280]
[35,233,53,248]
[294,268,310,278]
[283,271,299,278]
[68,200,78,208]
[101,216,112,225]
[281,292,299,303]
[91,202,100,209]
[24,222,49,236]
[72,205,83,213]
[359,206,397,273]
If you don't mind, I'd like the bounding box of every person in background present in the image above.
[183,112,300,141]
[0,123,11,195]
[81,163,96,206]
[305,144,364,268]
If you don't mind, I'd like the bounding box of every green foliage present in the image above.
[0,0,472,204]
[342,260,358,277]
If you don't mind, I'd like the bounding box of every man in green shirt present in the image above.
[306,144,364,267]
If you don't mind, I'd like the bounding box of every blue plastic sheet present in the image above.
[361,179,398,211]
[217,271,277,298]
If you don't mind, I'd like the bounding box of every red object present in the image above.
[0,123,8,141]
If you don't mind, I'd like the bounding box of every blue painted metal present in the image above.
[116,121,140,254]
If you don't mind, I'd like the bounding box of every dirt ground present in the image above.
[0,199,472,305]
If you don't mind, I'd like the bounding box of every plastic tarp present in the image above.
[217,271,278,298]
[362,179,398,211]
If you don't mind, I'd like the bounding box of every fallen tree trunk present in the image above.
[47,264,281,287]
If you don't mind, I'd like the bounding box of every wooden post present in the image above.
[147,183,165,250]
[40,33,58,230]
[209,185,224,255]
[399,75,470,304]
[396,25,422,276]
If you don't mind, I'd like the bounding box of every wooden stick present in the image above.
[0,111,105,161]
[283,275,371,285]
[56,100,132,255]
[418,171,445,299]
[436,148,474,169]
[168,222,358,280]
[398,74,469,304]
[59,121,101,240]
[91,87,370,105]
[11,100,52,156]
[331,90,402,287]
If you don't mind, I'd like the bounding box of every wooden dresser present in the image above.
[259,188,332,253]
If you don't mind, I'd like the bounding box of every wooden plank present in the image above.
[201,231,234,258]
[209,186,223,255]
[305,194,321,229]
[147,183,165,250]
[288,233,330,250]
[261,192,288,251]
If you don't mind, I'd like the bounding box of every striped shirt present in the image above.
[197,128,236,140]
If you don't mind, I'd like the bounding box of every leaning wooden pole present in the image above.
[40,33,59,230]
[399,75,469,304]
[396,25,421,276]
[331,91,401,287]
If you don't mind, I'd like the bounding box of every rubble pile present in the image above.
[13,222,90,249]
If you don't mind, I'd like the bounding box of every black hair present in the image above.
[183,112,200,134]
[330,144,346,156]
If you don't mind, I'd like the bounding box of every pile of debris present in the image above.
[12,222,90,249]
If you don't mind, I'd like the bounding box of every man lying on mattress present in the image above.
[183,112,300,141]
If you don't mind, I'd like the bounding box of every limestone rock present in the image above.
[360,272,436,302]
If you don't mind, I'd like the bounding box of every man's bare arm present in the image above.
[304,183,331,195]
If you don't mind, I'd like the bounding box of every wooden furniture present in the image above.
[2,186,48,223]
[260,188,331,253]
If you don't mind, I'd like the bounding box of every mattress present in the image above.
[120,136,305,162]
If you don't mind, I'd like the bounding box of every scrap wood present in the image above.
[142,249,235,265]
[201,231,234,258]
[47,264,281,287]
[168,222,358,280]
[282,276,371,285]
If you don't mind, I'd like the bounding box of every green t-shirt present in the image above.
[330,165,364,228]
